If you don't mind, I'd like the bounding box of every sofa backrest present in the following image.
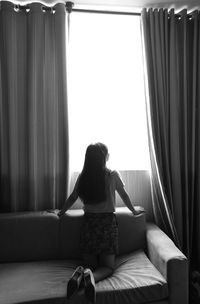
[117,207,146,254]
[0,212,59,262]
[0,208,146,262]
[59,209,84,259]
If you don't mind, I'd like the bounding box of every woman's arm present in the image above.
[58,177,80,217]
[57,191,78,217]
[114,171,144,215]
[117,186,144,215]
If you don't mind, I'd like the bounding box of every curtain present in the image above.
[141,8,200,268]
[0,1,69,212]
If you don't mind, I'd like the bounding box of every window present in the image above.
[68,12,150,174]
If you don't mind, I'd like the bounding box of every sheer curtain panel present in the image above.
[0,1,69,211]
[141,8,200,268]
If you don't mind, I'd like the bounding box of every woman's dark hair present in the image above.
[77,143,108,204]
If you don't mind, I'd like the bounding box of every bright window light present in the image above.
[68,12,150,172]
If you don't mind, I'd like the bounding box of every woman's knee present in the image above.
[99,254,115,271]
[83,253,98,270]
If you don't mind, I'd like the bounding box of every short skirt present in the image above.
[80,212,118,255]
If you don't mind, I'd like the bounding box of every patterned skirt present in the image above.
[80,213,118,255]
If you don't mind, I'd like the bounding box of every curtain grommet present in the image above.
[50,7,56,14]
[14,4,20,13]
[41,6,46,13]
[66,1,74,13]
[41,6,56,14]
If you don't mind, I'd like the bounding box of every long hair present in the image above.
[77,143,108,204]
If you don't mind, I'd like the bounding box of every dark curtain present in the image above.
[141,8,200,269]
[0,1,69,212]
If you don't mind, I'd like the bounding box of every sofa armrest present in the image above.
[146,223,188,304]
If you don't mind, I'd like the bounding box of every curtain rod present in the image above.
[70,8,140,16]
[65,1,140,15]
[65,2,193,18]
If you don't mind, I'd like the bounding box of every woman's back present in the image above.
[83,169,124,213]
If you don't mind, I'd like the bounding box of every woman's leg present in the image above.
[82,253,115,283]
[99,253,115,269]
[82,253,98,270]
[81,254,97,303]
[92,253,115,283]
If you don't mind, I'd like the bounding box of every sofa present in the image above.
[0,207,188,304]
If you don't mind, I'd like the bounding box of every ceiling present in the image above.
[5,0,200,11]
[73,0,200,11]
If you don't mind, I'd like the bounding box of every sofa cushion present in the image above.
[0,259,83,304]
[0,250,168,304]
[0,211,59,262]
[96,250,168,304]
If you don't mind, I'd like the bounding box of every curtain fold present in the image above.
[0,1,69,211]
[141,9,179,246]
[141,8,200,267]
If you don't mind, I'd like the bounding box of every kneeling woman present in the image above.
[58,143,144,303]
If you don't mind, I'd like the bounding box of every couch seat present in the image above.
[0,250,168,304]
[97,250,168,304]
[0,259,82,304]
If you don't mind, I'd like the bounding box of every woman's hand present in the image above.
[57,210,65,217]
[133,206,145,216]
[46,209,59,214]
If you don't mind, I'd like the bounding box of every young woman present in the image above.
[58,143,144,303]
